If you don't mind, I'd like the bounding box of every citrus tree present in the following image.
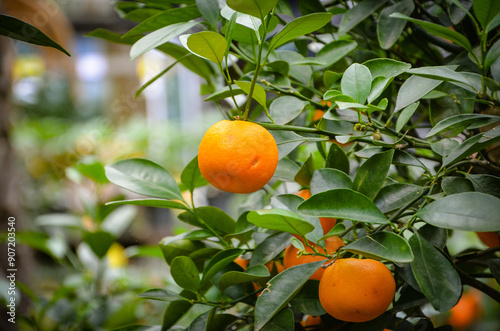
[88,0,500,329]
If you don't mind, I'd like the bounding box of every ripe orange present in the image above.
[312,100,332,122]
[476,232,500,248]
[234,256,249,269]
[301,315,322,327]
[295,189,337,235]
[198,120,279,194]
[319,258,396,322]
[283,236,344,280]
[448,290,482,328]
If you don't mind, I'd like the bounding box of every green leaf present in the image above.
[315,39,358,69]
[465,174,500,199]
[205,84,244,101]
[159,237,205,265]
[377,0,415,49]
[374,183,423,213]
[247,209,315,236]
[71,161,108,184]
[389,13,472,52]
[83,231,115,259]
[112,325,161,331]
[353,150,394,200]
[310,168,353,195]
[235,80,267,110]
[485,39,500,71]
[227,0,278,19]
[218,265,270,292]
[249,232,292,267]
[137,289,187,302]
[297,189,388,224]
[202,248,245,285]
[274,157,301,181]
[338,0,389,35]
[444,129,500,166]
[364,58,411,102]
[396,101,420,132]
[405,66,469,85]
[105,158,183,200]
[326,143,350,174]
[341,63,372,104]
[318,223,347,242]
[473,0,500,28]
[178,207,236,235]
[270,96,308,125]
[0,15,70,56]
[430,138,460,157]
[294,154,315,187]
[441,176,474,195]
[106,199,189,210]
[130,22,198,60]
[171,256,201,292]
[289,280,327,316]
[417,192,500,231]
[427,114,500,138]
[196,0,221,27]
[185,31,228,67]
[395,75,442,111]
[342,232,414,263]
[260,309,294,331]
[269,13,333,51]
[123,5,202,37]
[181,156,209,193]
[161,292,195,331]
[488,259,500,285]
[254,260,326,330]
[269,131,304,159]
[409,233,461,312]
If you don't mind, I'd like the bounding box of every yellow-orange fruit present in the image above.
[448,290,482,328]
[476,232,500,248]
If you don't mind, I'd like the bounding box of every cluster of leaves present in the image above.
[84,0,500,330]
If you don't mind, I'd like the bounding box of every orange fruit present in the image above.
[283,236,344,280]
[234,256,249,269]
[312,101,333,122]
[295,189,337,235]
[301,315,322,327]
[198,120,279,194]
[476,232,500,248]
[319,258,396,322]
[448,290,482,328]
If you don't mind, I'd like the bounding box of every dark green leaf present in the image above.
[178,206,236,234]
[430,139,459,157]
[294,154,316,187]
[0,15,70,56]
[112,326,161,331]
[377,0,415,49]
[171,256,201,292]
[247,209,315,236]
[409,233,461,311]
[426,114,500,138]
[159,237,205,265]
[196,0,221,27]
[418,224,447,249]
[290,280,327,316]
[254,260,326,330]
[473,0,500,28]
[338,0,390,35]
[353,149,394,200]
[218,265,270,292]
[487,259,500,285]
[315,39,357,68]
[441,176,474,195]
[416,192,500,231]
[83,231,115,259]
[106,199,188,210]
[326,143,350,174]
[181,156,209,193]
[310,168,353,195]
[342,232,414,262]
[105,158,183,200]
[270,96,308,125]
[297,189,388,224]
[260,308,295,331]
[396,102,419,133]
[137,289,187,302]
[205,84,244,101]
[202,248,245,285]
[269,131,304,159]
[374,183,423,213]
[227,0,278,19]
[187,309,213,331]
[485,39,500,71]
[162,293,194,331]
[465,174,500,198]
[250,232,292,267]
[444,130,500,166]
[395,75,442,111]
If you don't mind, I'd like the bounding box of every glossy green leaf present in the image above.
[137,289,187,302]
[106,199,189,210]
[353,149,394,200]
[187,309,212,331]
[485,39,500,71]
[430,138,459,157]
[338,0,389,35]
[202,248,245,285]
[487,259,500,285]
[318,223,347,242]
[161,293,194,331]
[396,102,419,133]
[227,0,278,19]
[341,63,372,104]
[473,0,500,28]
[269,13,333,51]
[426,114,500,138]
[0,15,70,56]
[418,224,447,249]
[181,156,209,193]
[159,237,205,265]
[72,161,108,184]
[289,280,326,316]
[270,96,308,125]
[298,189,388,224]
[441,176,474,195]
[205,84,244,101]
[269,131,304,159]
[206,313,238,331]
[310,168,353,195]
[247,209,314,236]
[196,0,220,27]
[315,40,357,68]
[178,206,236,235]
[377,0,415,49]
[83,231,115,259]
[465,174,500,198]
[250,231,292,267]
[130,22,198,60]
[486,12,500,32]
[294,154,315,187]
[374,183,423,213]
[417,192,500,231]
[393,150,426,169]
[218,265,270,292]
[395,75,442,111]
[326,142,350,174]
[235,80,267,110]
[105,158,183,200]
[260,308,294,331]
[273,158,301,181]
[444,130,500,166]
[364,58,411,102]
[406,66,469,85]
[171,256,201,292]
[409,233,461,311]
[186,31,227,66]
[342,232,414,262]
[254,260,326,330]
[390,13,472,52]
[123,5,201,37]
